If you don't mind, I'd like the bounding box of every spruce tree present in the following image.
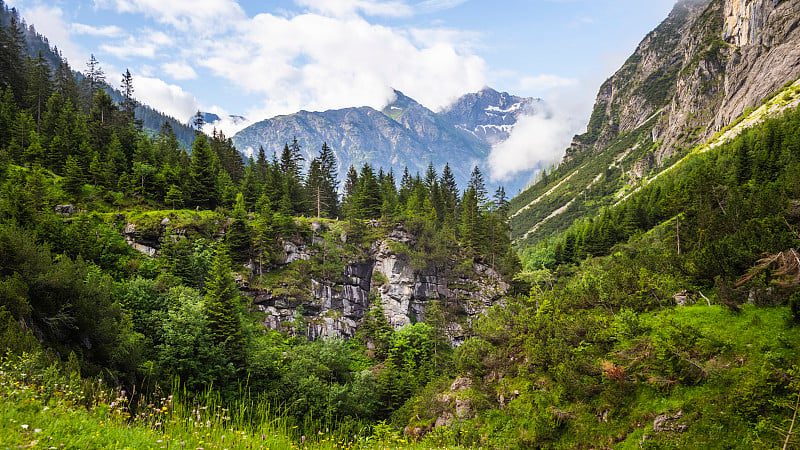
[205,244,245,366]
[120,69,137,123]
[188,135,218,209]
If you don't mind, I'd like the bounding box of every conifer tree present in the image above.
[165,184,183,209]
[280,138,306,215]
[205,244,245,366]
[342,165,360,219]
[356,164,382,219]
[0,17,26,100]
[26,51,52,133]
[188,135,218,209]
[120,69,137,123]
[85,54,105,100]
[306,143,338,218]
[63,155,85,194]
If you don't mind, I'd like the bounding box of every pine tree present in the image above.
[305,142,339,218]
[165,184,183,209]
[26,51,52,134]
[120,69,137,124]
[63,155,85,194]
[84,54,105,100]
[0,17,27,100]
[188,135,218,209]
[278,138,306,215]
[440,163,460,224]
[342,165,360,219]
[204,244,245,366]
[356,164,382,219]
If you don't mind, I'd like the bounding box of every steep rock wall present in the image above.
[245,227,508,341]
[565,0,800,165]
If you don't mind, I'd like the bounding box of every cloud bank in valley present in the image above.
[488,76,598,185]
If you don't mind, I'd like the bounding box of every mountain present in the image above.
[441,87,542,146]
[232,88,540,189]
[509,0,800,246]
[200,112,247,129]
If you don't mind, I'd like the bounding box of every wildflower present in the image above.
[34,429,42,433]
[21,424,29,429]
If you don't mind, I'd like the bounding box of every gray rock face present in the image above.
[246,226,509,341]
[565,0,800,166]
[54,204,77,216]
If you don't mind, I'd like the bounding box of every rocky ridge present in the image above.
[247,225,508,341]
[231,88,540,192]
[121,218,508,341]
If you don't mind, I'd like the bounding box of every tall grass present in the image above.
[0,352,451,449]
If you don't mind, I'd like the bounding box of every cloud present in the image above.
[93,0,245,33]
[133,75,200,122]
[99,31,173,59]
[162,62,198,80]
[198,12,487,119]
[416,0,467,14]
[71,23,124,37]
[488,76,598,181]
[293,0,414,18]
[21,5,86,65]
[518,74,578,93]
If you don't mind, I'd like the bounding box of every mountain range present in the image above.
[231,88,542,191]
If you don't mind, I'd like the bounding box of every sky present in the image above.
[7,0,677,182]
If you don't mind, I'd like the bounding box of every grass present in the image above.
[0,354,465,449]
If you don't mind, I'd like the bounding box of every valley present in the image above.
[2,0,800,448]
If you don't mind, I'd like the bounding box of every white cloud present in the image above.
[162,62,198,80]
[22,5,86,66]
[133,75,200,122]
[71,23,124,37]
[198,12,486,120]
[294,0,414,18]
[519,74,578,93]
[488,77,597,181]
[416,0,467,14]
[99,31,173,60]
[93,0,246,33]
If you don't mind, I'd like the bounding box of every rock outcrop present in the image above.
[246,226,509,341]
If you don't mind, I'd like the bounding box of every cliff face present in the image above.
[247,226,508,342]
[716,0,800,127]
[566,0,800,165]
[510,0,800,245]
[121,217,508,342]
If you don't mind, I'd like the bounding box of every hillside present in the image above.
[509,0,800,246]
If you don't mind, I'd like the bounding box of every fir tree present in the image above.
[188,135,218,209]
[120,69,137,124]
[205,244,245,366]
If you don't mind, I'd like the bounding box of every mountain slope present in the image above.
[0,4,197,149]
[232,88,539,188]
[510,0,800,246]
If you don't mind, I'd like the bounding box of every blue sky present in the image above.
[8,0,677,180]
